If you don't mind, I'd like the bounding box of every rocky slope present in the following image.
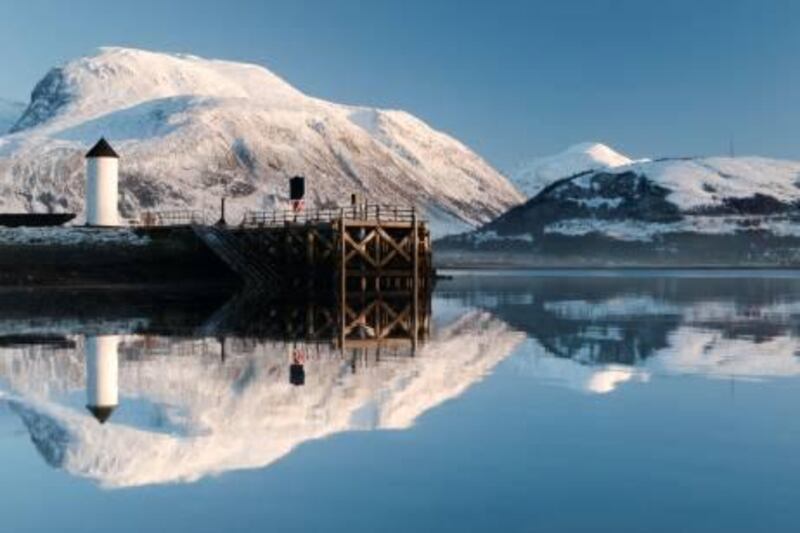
[439,155,800,266]
[0,47,523,235]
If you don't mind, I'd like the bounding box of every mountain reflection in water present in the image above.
[438,273,800,393]
[0,287,523,488]
[2,273,800,489]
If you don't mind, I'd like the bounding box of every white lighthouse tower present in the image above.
[85,335,120,424]
[85,138,120,226]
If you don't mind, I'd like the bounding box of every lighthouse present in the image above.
[85,335,120,424]
[85,138,119,226]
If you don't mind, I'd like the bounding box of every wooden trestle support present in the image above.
[336,212,432,352]
[202,290,431,355]
[191,205,433,352]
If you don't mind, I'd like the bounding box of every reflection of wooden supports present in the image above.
[341,298,411,340]
[203,286,431,363]
[337,292,429,352]
[412,211,419,352]
[339,217,347,351]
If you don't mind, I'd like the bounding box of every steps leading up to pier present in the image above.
[192,225,281,290]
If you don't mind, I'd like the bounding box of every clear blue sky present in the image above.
[1,0,798,171]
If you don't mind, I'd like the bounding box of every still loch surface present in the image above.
[1,271,799,532]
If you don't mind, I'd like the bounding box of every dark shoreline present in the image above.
[0,226,237,288]
[434,229,800,271]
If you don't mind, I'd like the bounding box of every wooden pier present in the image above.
[147,204,433,300]
[183,203,435,356]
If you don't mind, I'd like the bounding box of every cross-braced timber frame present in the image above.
[190,204,433,301]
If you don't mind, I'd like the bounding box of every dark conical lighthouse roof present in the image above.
[85,137,119,159]
[86,405,117,424]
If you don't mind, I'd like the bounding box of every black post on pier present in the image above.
[217,197,227,226]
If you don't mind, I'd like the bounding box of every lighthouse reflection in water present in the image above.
[0,286,464,487]
[85,336,120,424]
[2,271,800,533]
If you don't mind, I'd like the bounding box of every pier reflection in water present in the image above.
[0,285,525,488]
[3,273,800,533]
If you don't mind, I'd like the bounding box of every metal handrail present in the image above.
[139,210,209,227]
[138,204,420,228]
[242,204,418,228]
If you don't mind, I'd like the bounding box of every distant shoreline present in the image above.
[438,264,800,271]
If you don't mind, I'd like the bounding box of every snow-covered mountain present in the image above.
[439,155,800,266]
[0,47,523,235]
[0,98,25,133]
[512,142,634,197]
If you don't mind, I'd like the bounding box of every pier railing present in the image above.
[139,204,419,228]
[241,204,418,228]
[139,210,208,227]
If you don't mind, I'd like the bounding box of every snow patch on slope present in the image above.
[544,216,753,242]
[612,157,800,211]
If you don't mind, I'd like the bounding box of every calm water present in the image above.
[2,272,800,532]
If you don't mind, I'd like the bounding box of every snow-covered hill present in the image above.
[506,156,800,238]
[0,99,25,133]
[440,155,800,266]
[512,142,634,197]
[0,47,523,235]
